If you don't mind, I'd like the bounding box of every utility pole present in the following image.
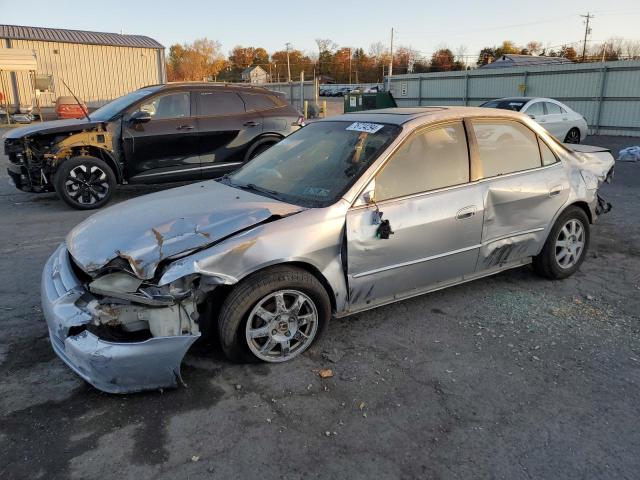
[285,42,292,83]
[387,28,394,92]
[580,13,594,62]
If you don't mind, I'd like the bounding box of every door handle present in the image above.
[549,185,563,197]
[177,125,194,130]
[243,121,261,127]
[456,206,477,220]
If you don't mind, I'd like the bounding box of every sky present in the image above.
[2,0,640,61]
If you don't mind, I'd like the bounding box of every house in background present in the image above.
[241,65,268,84]
[480,54,573,69]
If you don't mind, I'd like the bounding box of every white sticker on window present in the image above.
[346,122,384,134]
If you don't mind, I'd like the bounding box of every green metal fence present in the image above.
[388,60,640,136]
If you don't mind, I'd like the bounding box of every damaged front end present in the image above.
[4,122,115,193]
[42,244,202,394]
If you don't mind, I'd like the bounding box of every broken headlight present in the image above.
[89,272,190,306]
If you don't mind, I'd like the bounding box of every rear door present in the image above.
[346,121,484,311]
[123,90,201,182]
[195,90,264,179]
[542,101,566,139]
[468,119,569,271]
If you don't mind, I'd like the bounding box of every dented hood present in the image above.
[67,181,303,279]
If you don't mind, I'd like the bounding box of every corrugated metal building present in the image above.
[388,60,640,136]
[0,24,165,112]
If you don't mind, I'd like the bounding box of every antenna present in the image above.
[61,78,90,122]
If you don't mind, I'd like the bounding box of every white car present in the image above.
[481,97,588,144]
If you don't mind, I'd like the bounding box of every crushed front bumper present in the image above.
[41,244,199,394]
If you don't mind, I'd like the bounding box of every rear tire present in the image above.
[246,138,279,161]
[217,266,330,363]
[564,128,581,144]
[533,206,590,279]
[54,156,116,210]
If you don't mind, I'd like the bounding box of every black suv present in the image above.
[4,83,303,209]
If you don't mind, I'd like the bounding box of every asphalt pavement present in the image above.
[0,134,639,479]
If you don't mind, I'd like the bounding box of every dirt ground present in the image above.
[0,134,638,480]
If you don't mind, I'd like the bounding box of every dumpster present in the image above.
[344,91,397,113]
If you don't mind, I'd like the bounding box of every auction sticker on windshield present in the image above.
[346,122,384,134]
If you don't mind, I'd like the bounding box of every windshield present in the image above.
[89,87,162,121]
[480,99,528,111]
[225,121,401,207]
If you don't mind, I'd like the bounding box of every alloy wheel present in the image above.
[565,129,580,144]
[64,164,110,205]
[555,219,585,269]
[245,289,319,362]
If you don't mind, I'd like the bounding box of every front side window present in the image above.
[226,121,401,207]
[472,120,542,178]
[137,92,190,119]
[375,122,469,201]
[197,91,245,116]
[89,86,161,121]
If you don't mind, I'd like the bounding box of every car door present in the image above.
[541,101,566,139]
[522,100,545,124]
[468,118,570,271]
[195,90,264,179]
[346,121,484,311]
[123,90,201,182]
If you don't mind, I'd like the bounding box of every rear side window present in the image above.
[472,120,542,178]
[539,139,558,166]
[375,122,469,201]
[525,102,545,116]
[241,93,281,111]
[545,102,562,115]
[197,91,245,116]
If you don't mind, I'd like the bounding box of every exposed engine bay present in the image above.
[4,122,119,193]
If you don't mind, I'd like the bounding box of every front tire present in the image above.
[217,266,330,363]
[54,156,116,210]
[533,206,590,279]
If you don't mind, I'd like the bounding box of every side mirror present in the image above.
[130,110,151,124]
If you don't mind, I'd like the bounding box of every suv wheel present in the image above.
[217,266,330,363]
[54,156,116,210]
[533,206,590,279]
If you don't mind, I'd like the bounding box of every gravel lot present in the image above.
[0,134,638,480]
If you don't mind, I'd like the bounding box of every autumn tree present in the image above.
[167,38,226,81]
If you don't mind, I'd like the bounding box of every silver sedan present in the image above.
[42,107,614,393]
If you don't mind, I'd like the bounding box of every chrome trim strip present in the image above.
[352,243,481,279]
[134,162,242,179]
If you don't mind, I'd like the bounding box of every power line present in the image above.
[580,12,594,62]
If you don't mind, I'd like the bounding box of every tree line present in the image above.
[166,37,640,83]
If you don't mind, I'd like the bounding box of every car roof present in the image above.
[323,106,529,126]
[142,82,277,94]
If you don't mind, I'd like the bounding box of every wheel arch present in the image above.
[243,133,284,162]
[63,147,123,182]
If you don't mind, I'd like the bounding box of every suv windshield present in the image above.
[89,87,162,121]
[225,121,401,207]
[481,99,528,111]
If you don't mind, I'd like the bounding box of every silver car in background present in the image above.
[481,97,589,144]
[42,107,614,393]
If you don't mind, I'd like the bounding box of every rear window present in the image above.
[241,93,283,111]
[481,99,527,112]
[197,91,245,116]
